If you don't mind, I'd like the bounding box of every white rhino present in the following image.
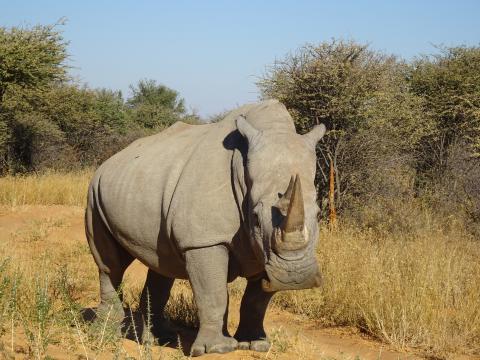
[85,99,326,356]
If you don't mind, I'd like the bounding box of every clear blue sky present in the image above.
[2,0,479,117]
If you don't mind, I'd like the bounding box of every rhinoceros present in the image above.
[85,99,326,356]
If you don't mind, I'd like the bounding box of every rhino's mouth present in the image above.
[261,253,322,292]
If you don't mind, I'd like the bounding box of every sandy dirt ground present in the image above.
[0,206,430,359]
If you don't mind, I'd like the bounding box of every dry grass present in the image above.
[0,172,479,359]
[0,208,178,359]
[273,216,480,358]
[0,169,92,207]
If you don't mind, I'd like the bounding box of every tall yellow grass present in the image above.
[274,222,480,358]
[0,170,92,207]
[0,171,479,358]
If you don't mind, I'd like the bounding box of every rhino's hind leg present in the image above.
[139,269,175,345]
[94,243,134,322]
[185,246,238,357]
[234,278,274,352]
[86,203,134,322]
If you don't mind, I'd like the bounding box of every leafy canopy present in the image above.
[127,79,186,129]
[0,22,68,101]
[410,46,480,157]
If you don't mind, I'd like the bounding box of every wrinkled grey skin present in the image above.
[85,100,326,356]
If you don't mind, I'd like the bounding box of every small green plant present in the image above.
[19,275,55,359]
[89,306,123,355]
[0,259,19,353]
[126,300,153,360]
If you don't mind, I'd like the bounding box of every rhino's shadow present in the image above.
[80,307,196,355]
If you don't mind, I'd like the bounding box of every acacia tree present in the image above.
[0,22,196,173]
[127,79,186,129]
[410,46,480,231]
[0,22,68,102]
[410,46,480,174]
[258,40,430,214]
[0,22,68,172]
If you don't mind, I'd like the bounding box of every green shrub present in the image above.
[258,40,432,215]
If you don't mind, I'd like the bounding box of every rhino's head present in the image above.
[236,115,326,292]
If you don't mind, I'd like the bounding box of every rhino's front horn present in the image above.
[274,175,308,252]
[283,174,305,233]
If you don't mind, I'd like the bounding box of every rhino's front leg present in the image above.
[185,245,238,357]
[234,278,274,352]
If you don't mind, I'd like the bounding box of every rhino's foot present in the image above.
[237,339,271,352]
[95,303,125,328]
[235,329,271,352]
[190,329,238,357]
[93,303,125,337]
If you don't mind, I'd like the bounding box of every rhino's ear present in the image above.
[236,115,261,146]
[303,124,326,150]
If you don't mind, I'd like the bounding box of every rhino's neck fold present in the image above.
[231,146,248,231]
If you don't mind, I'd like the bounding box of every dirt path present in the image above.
[0,206,421,359]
